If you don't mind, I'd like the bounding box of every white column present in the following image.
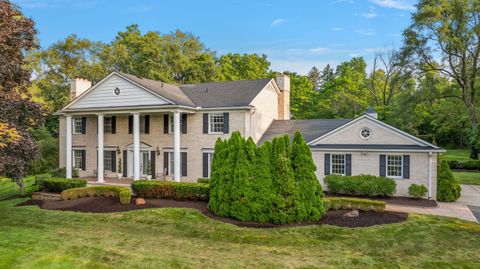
[173,112,181,182]
[428,152,433,199]
[66,115,72,179]
[133,113,140,180]
[97,114,104,183]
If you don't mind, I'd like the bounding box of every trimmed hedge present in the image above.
[24,185,40,197]
[447,160,480,171]
[132,180,209,201]
[324,197,385,212]
[408,184,428,199]
[36,177,86,193]
[62,186,132,205]
[325,174,396,197]
[197,178,211,184]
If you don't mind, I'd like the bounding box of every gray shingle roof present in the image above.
[119,72,196,107]
[310,144,440,151]
[258,119,352,144]
[179,78,273,108]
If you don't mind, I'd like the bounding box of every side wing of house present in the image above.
[308,115,443,199]
[247,80,280,142]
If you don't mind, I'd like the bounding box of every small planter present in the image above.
[117,173,122,180]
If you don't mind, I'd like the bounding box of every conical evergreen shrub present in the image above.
[291,131,325,220]
[437,160,461,202]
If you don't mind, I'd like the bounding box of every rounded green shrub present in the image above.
[61,186,132,204]
[24,185,39,197]
[408,184,428,199]
[437,160,461,202]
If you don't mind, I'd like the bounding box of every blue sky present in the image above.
[15,0,416,74]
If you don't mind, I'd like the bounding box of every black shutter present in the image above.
[203,153,209,178]
[324,153,330,175]
[151,151,156,179]
[144,115,150,134]
[81,117,87,134]
[164,114,169,134]
[346,154,352,176]
[223,113,229,134]
[403,155,410,179]
[111,151,116,172]
[203,113,208,134]
[182,114,187,134]
[380,155,386,177]
[181,152,187,177]
[81,150,86,170]
[111,116,116,134]
[128,115,133,134]
[164,152,169,175]
[122,150,127,177]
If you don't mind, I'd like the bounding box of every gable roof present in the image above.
[118,72,196,107]
[257,119,352,144]
[179,78,273,108]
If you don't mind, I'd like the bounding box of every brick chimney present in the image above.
[275,74,290,120]
[70,78,92,100]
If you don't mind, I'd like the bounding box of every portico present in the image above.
[64,110,183,182]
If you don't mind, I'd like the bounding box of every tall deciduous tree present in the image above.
[217,53,270,81]
[403,0,480,158]
[0,0,43,194]
[307,66,321,90]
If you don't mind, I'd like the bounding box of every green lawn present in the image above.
[0,176,35,200]
[440,148,472,161]
[453,171,480,186]
[0,198,479,268]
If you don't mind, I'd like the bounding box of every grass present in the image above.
[0,198,479,268]
[0,176,35,200]
[453,171,480,186]
[440,148,472,161]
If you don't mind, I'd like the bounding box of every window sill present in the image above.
[208,132,224,135]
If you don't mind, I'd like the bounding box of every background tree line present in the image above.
[2,0,480,182]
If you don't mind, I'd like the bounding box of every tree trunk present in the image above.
[15,178,24,196]
[468,105,478,159]
[470,147,478,160]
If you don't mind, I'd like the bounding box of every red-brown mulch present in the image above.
[17,197,408,228]
[325,193,438,208]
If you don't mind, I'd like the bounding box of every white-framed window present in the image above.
[205,152,214,178]
[73,149,85,170]
[386,155,403,178]
[208,113,224,134]
[331,154,346,175]
[140,116,146,133]
[104,117,112,133]
[169,114,184,133]
[73,117,83,134]
[166,151,184,176]
[104,151,114,171]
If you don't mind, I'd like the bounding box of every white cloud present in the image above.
[361,12,378,18]
[270,18,286,27]
[309,47,329,54]
[355,28,376,36]
[369,0,415,11]
[332,28,344,31]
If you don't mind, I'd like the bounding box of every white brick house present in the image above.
[56,71,444,199]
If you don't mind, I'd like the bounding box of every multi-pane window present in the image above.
[206,152,214,178]
[104,151,114,171]
[73,150,85,170]
[104,117,112,133]
[387,155,403,178]
[169,114,184,133]
[209,113,224,133]
[331,154,346,175]
[167,152,182,176]
[73,117,83,134]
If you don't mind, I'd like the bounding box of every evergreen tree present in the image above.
[251,143,275,222]
[308,66,321,91]
[208,138,226,214]
[437,160,461,202]
[229,137,254,220]
[291,131,325,220]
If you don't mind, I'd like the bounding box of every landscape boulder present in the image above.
[343,210,359,218]
[135,198,146,205]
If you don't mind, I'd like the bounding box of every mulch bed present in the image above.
[325,193,438,208]
[17,197,408,228]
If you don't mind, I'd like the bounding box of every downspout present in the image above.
[428,152,432,199]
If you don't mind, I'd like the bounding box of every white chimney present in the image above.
[275,74,291,120]
[70,78,92,100]
[365,107,378,119]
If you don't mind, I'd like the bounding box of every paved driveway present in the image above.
[458,185,480,206]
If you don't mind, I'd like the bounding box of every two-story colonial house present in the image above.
[56,71,444,199]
